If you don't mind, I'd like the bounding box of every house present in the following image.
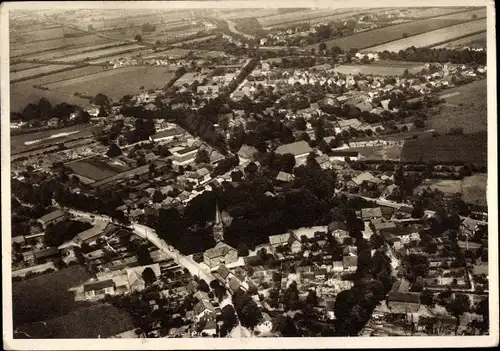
[332,261,344,273]
[149,127,185,143]
[126,263,161,292]
[342,255,358,272]
[170,145,198,166]
[394,227,421,245]
[372,219,397,233]
[33,247,60,264]
[328,221,349,240]
[386,279,420,314]
[203,242,238,268]
[47,117,59,127]
[83,279,116,300]
[361,207,383,220]
[255,312,273,334]
[315,154,331,169]
[268,232,301,253]
[328,150,361,161]
[200,320,217,336]
[349,172,382,188]
[335,118,363,133]
[74,221,116,246]
[355,100,373,112]
[276,171,295,182]
[237,144,259,163]
[194,299,216,322]
[275,141,313,165]
[37,210,67,229]
[228,276,244,294]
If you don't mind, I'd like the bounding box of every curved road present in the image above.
[67,208,215,282]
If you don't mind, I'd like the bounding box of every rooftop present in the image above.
[38,209,66,223]
[275,141,312,157]
[204,242,236,259]
[83,279,115,292]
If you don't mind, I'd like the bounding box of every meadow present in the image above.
[333,60,424,76]
[314,9,485,51]
[363,18,486,52]
[20,42,130,62]
[258,8,356,28]
[66,158,127,181]
[11,64,77,82]
[41,66,176,100]
[427,79,487,134]
[432,31,486,49]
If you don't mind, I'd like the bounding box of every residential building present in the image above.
[203,242,238,268]
[327,150,361,161]
[37,210,67,229]
[170,145,198,166]
[361,207,383,221]
[74,221,116,246]
[328,221,349,240]
[237,144,259,163]
[276,171,295,182]
[255,313,273,334]
[194,299,216,322]
[275,141,313,166]
[342,255,358,272]
[126,263,161,292]
[149,127,185,143]
[349,172,382,188]
[83,279,116,300]
[33,247,60,264]
[268,232,301,253]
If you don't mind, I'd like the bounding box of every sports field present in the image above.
[333,60,424,76]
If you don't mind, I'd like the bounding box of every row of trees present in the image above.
[13,98,90,125]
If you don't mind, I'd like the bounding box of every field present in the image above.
[12,266,92,328]
[10,66,111,112]
[414,173,487,207]
[66,157,130,181]
[400,132,487,165]
[41,66,176,100]
[10,34,114,58]
[11,124,96,155]
[432,31,486,49]
[333,60,425,76]
[11,26,64,43]
[315,9,485,51]
[16,303,136,339]
[363,18,486,52]
[258,8,357,28]
[427,80,487,134]
[11,64,76,82]
[461,173,487,207]
[21,42,130,61]
[10,63,44,72]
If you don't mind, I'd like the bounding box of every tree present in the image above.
[282,281,301,311]
[135,34,142,42]
[237,243,250,257]
[152,190,164,203]
[106,143,122,158]
[411,202,425,218]
[446,294,470,335]
[233,290,262,329]
[93,93,110,106]
[219,304,238,336]
[137,245,153,265]
[306,289,318,307]
[195,148,210,164]
[319,42,327,52]
[420,289,435,307]
[198,279,210,292]
[142,267,157,285]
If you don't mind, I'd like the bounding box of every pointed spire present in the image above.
[215,201,221,225]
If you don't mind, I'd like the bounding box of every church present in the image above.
[203,202,238,268]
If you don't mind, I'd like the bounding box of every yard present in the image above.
[12,265,92,328]
[427,79,487,134]
[363,18,486,52]
[315,9,485,51]
[41,66,176,101]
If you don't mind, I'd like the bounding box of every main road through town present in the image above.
[66,208,215,282]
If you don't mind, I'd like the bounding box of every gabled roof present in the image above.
[204,242,236,259]
[38,210,66,223]
[275,141,312,157]
[194,299,215,315]
[77,221,114,242]
[328,221,348,232]
[83,279,115,292]
[217,265,231,280]
[33,247,59,259]
[237,144,259,160]
[276,171,294,182]
[351,172,381,186]
[337,118,362,129]
[361,207,382,219]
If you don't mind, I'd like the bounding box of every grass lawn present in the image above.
[12,265,92,327]
[333,60,424,76]
[428,79,487,134]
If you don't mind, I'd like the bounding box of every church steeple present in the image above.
[213,201,224,242]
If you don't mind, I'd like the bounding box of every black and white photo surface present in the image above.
[1,0,497,349]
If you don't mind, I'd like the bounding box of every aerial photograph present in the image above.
[6,4,490,341]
